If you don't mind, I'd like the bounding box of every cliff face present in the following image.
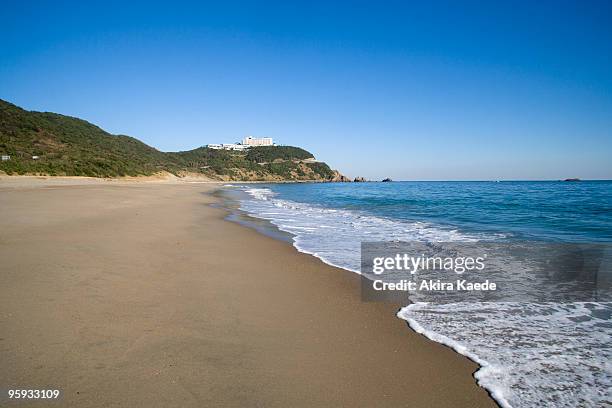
[0,99,344,181]
[330,170,351,182]
[210,162,344,182]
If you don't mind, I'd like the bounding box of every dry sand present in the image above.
[0,178,496,407]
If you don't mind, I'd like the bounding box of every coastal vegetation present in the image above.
[0,99,339,181]
[245,145,313,163]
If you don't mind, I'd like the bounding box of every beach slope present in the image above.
[0,179,496,407]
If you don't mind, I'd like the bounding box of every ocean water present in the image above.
[224,181,612,407]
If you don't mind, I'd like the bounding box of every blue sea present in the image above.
[223,181,612,407]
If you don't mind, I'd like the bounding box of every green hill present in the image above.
[0,99,339,181]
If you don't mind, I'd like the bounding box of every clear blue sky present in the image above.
[1,1,611,180]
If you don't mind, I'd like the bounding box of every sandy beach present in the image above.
[0,178,496,407]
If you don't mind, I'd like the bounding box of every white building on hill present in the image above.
[242,136,273,146]
[207,136,275,151]
[207,143,248,151]
[222,143,248,151]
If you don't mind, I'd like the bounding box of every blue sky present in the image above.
[1,1,611,180]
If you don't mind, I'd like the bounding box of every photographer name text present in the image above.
[373,278,497,292]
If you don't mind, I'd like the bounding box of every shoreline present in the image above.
[218,184,508,406]
[0,174,342,187]
[0,179,496,407]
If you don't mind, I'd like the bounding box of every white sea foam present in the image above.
[399,302,612,408]
[240,187,486,272]
[237,186,612,408]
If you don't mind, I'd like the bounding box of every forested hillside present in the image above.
[0,99,339,181]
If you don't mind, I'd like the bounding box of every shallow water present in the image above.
[224,181,612,407]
